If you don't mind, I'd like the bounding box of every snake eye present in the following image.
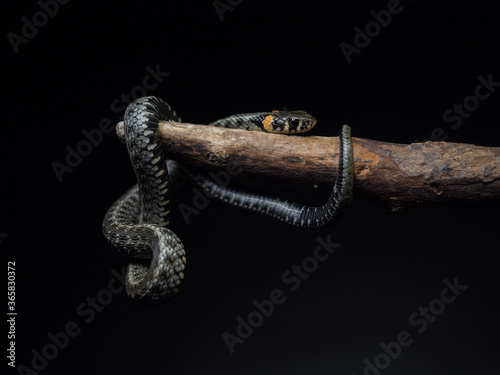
[289,117,301,128]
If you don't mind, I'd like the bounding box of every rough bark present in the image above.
[116,121,500,210]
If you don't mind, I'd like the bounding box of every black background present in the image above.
[3,0,499,374]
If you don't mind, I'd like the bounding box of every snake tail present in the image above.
[189,125,354,227]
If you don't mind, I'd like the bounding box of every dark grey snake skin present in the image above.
[102,96,354,301]
[186,125,353,227]
[103,97,186,301]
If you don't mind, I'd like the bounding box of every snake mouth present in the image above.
[297,117,316,133]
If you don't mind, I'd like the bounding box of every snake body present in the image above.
[103,98,186,301]
[188,125,353,227]
[103,96,353,301]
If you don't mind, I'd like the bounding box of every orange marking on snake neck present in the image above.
[262,115,274,132]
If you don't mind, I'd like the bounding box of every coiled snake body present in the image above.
[103,96,354,302]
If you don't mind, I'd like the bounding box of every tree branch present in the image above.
[116,121,500,210]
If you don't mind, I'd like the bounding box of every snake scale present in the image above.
[102,96,354,302]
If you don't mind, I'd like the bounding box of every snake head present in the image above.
[267,110,317,134]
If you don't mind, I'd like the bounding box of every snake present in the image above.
[102,96,354,302]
